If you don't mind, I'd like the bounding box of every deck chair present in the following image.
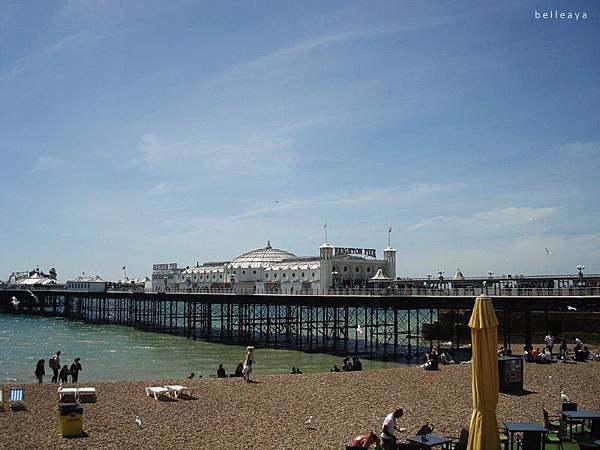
[8,388,25,410]
[0,389,4,411]
[77,387,97,403]
[58,387,78,403]
[145,386,170,400]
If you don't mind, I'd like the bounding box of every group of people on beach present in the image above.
[214,346,256,381]
[34,351,83,384]
[331,356,363,372]
[349,407,404,450]
[518,333,599,364]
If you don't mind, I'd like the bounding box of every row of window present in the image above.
[181,271,319,282]
[332,266,373,273]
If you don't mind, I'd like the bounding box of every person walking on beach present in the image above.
[49,351,61,383]
[59,365,70,383]
[380,408,403,450]
[70,357,82,383]
[34,359,45,383]
[242,346,255,382]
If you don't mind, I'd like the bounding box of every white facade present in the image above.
[153,241,397,294]
[67,276,106,292]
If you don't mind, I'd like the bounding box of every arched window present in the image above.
[301,272,305,278]
[292,273,296,278]
[355,267,360,272]
[282,273,287,278]
[367,267,372,273]
[343,266,348,272]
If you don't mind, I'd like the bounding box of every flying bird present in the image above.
[26,289,38,303]
[544,248,553,255]
[561,391,570,403]
[567,306,577,311]
[11,296,20,310]
[304,415,314,429]
[134,416,143,428]
[356,325,364,335]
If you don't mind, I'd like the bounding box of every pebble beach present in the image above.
[1,361,599,449]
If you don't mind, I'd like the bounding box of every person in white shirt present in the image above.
[380,408,403,450]
[544,333,554,356]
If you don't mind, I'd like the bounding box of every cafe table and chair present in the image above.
[405,434,453,449]
[560,409,600,441]
[504,422,548,450]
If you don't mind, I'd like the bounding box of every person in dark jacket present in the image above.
[34,359,45,383]
[59,365,70,383]
[70,358,83,383]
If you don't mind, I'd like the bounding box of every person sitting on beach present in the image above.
[342,357,352,371]
[188,372,195,379]
[352,357,362,371]
[217,364,226,378]
[291,367,297,374]
[34,359,45,384]
[70,357,82,383]
[575,346,590,362]
[531,347,540,362]
[330,365,341,372]
[59,365,70,383]
[350,431,381,448]
[440,351,455,365]
[542,347,552,364]
[421,347,439,371]
[296,368,302,374]
[234,363,244,377]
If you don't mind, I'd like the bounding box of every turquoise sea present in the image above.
[0,313,403,383]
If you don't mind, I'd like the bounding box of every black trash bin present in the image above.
[58,403,83,437]
[498,356,523,393]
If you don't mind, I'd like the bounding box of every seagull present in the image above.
[11,296,20,310]
[304,415,314,429]
[134,416,143,428]
[544,247,553,255]
[26,289,38,303]
[561,391,570,403]
[567,306,577,311]
[356,325,364,335]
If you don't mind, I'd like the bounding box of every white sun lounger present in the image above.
[164,385,190,398]
[58,387,78,402]
[145,386,170,400]
[0,389,4,411]
[77,387,97,402]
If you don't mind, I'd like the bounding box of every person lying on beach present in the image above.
[330,365,341,372]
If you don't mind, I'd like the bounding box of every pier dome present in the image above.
[229,241,296,269]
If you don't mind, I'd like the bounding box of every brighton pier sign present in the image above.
[153,263,178,271]
[334,247,377,258]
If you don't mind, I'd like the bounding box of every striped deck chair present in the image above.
[8,388,25,410]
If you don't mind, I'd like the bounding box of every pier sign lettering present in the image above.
[153,263,178,271]
[334,247,376,258]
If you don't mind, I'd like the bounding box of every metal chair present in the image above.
[543,409,560,432]
[545,420,567,450]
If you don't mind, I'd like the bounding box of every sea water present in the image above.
[0,313,403,383]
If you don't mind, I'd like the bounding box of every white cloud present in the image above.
[561,141,600,156]
[407,206,559,231]
[148,182,170,194]
[31,156,67,173]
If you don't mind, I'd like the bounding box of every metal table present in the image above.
[406,434,453,449]
[561,410,600,441]
[505,422,548,450]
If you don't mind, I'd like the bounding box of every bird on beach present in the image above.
[544,247,553,255]
[561,391,570,403]
[566,306,577,311]
[11,296,20,310]
[26,289,38,303]
[134,416,143,428]
[304,415,314,429]
[356,324,364,335]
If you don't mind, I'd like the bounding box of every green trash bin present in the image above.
[58,403,83,437]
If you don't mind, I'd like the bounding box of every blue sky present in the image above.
[1,0,599,281]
